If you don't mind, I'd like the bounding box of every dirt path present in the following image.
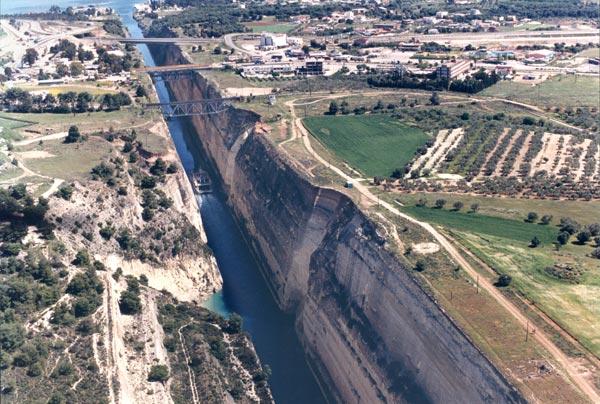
[13,132,67,146]
[177,323,199,404]
[288,101,600,403]
[42,178,65,199]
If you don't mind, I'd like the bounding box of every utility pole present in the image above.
[525,320,529,342]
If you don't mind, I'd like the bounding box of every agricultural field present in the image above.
[244,16,297,33]
[401,205,558,245]
[403,116,599,199]
[0,116,29,141]
[395,192,600,225]
[303,114,430,177]
[481,75,600,107]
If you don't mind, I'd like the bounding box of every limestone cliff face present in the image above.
[153,44,525,404]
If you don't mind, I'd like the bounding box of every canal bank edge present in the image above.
[146,38,526,403]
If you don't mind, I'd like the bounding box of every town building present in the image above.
[297,61,323,76]
[436,59,471,80]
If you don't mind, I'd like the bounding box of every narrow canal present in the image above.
[3,2,326,401]
[120,3,327,403]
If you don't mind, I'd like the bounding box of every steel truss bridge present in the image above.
[145,99,235,117]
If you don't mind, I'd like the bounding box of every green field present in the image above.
[303,115,429,177]
[396,192,600,226]
[481,75,600,107]
[0,116,30,141]
[402,205,558,245]
[457,231,600,356]
[244,17,296,33]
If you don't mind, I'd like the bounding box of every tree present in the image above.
[148,365,170,382]
[70,61,84,77]
[416,198,427,207]
[470,203,479,213]
[430,91,440,105]
[530,236,541,248]
[525,212,538,223]
[327,101,338,115]
[592,247,600,259]
[496,274,512,287]
[559,217,580,235]
[557,231,570,245]
[22,48,39,66]
[587,223,600,237]
[135,85,147,98]
[576,230,591,245]
[434,199,446,209]
[64,126,80,143]
[55,63,69,78]
[118,291,141,314]
[452,201,464,211]
[540,214,553,225]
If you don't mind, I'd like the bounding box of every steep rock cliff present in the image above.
[154,44,525,404]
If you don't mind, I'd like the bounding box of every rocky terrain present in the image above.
[153,43,526,403]
[0,110,272,403]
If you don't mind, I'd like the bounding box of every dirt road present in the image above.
[286,100,600,403]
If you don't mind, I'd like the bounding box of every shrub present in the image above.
[496,274,512,287]
[118,291,141,315]
[414,260,426,272]
[72,249,90,267]
[530,236,541,248]
[434,199,446,209]
[452,201,464,211]
[576,230,591,245]
[64,126,80,143]
[56,185,73,200]
[557,231,570,245]
[148,365,169,382]
[525,212,538,223]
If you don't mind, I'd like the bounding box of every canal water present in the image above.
[2,1,326,402]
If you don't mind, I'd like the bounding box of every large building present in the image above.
[436,60,471,80]
[296,61,323,76]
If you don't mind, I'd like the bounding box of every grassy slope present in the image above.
[395,192,600,226]
[401,205,558,244]
[481,75,600,107]
[303,114,429,177]
[393,195,600,355]
[456,231,600,356]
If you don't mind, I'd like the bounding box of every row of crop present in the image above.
[482,128,515,176]
[518,130,545,177]
[500,129,530,177]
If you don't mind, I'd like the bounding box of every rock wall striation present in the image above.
[152,44,525,404]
